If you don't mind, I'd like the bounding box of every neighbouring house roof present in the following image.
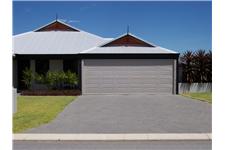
[80,33,178,54]
[13,20,109,54]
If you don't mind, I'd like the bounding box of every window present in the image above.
[63,60,77,73]
[35,60,49,74]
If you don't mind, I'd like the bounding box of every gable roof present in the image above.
[101,33,155,47]
[34,20,80,32]
[13,20,178,55]
[13,21,110,54]
[80,33,178,54]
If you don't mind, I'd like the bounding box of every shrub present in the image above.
[34,73,45,84]
[22,68,33,89]
[45,71,58,89]
[34,70,78,90]
[65,71,78,85]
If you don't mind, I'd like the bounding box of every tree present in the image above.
[193,50,209,82]
[206,50,212,82]
[180,50,212,83]
[180,51,195,83]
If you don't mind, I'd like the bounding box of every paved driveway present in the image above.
[25,95,211,133]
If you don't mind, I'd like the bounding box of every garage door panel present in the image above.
[86,72,171,78]
[86,83,172,89]
[82,59,174,94]
[84,66,172,71]
[86,78,172,84]
[85,70,172,77]
[84,59,171,66]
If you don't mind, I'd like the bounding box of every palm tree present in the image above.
[180,51,195,83]
[206,50,212,82]
[193,50,211,83]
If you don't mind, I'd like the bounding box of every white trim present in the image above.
[79,46,97,53]
[79,46,179,54]
[13,31,33,38]
[157,47,179,54]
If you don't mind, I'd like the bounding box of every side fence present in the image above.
[178,83,212,94]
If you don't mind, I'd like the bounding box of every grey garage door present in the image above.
[82,59,174,94]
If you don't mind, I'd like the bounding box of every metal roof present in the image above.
[80,33,178,54]
[13,31,109,54]
[99,33,157,47]
[13,21,178,55]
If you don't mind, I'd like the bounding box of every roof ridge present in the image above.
[99,33,157,47]
[33,20,81,32]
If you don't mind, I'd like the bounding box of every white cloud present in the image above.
[59,19,67,22]
[58,18,80,24]
[68,20,80,23]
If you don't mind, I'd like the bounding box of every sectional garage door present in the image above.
[82,59,175,94]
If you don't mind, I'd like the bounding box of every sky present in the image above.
[13,1,212,53]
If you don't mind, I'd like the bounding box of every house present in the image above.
[13,20,179,95]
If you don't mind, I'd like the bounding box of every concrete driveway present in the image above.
[25,95,211,133]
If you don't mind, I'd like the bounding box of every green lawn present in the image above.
[13,96,75,133]
[182,92,212,103]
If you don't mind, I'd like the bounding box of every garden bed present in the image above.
[21,89,81,96]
